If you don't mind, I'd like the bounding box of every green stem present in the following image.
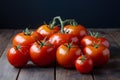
[49,18,56,29]
[94,32,99,38]
[53,16,64,33]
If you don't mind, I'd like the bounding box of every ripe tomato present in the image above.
[64,24,88,40]
[36,25,60,39]
[56,43,82,68]
[30,40,56,66]
[75,55,93,73]
[7,45,29,68]
[81,33,109,48]
[48,33,79,48]
[83,44,110,67]
[13,28,43,49]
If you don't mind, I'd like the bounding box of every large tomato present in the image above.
[75,55,93,73]
[13,28,43,49]
[64,24,88,40]
[83,44,110,67]
[30,40,56,66]
[7,45,29,68]
[48,33,79,48]
[81,33,109,48]
[56,43,82,68]
[36,24,60,39]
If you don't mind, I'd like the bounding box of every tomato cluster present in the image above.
[7,16,110,74]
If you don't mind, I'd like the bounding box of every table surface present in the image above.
[0,29,120,80]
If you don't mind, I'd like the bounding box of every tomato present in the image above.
[7,45,29,68]
[13,28,43,49]
[83,44,110,67]
[56,43,82,68]
[81,33,109,48]
[48,33,79,48]
[75,55,93,73]
[30,40,56,66]
[64,24,88,40]
[36,24,60,39]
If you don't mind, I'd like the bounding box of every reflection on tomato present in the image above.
[13,28,43,49]
[81,35,109,48]
[56,43,82,68]
[7,45,29,68]
[48,33,79,48]
[75,55,93,73]
[30,40,56,66]
[64,24,88,40]
[37,25,60,39]
[84,45,110,67]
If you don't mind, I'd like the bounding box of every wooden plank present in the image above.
[0,29,14,57]
[56,66,93,80]
[92,29,120,80]
[0,30,22,80]
[108,30,120,46]
[18,64,54,80]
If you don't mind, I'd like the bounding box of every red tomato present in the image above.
[7,45,29,68]
[13,28,43,49]
[83,45,110,67]
[30,40,56,66]
[48,33,79,48]
[56,43,82,68]
[81,35,109,48]
[36,25,60,39]
[75,55,93,73]
[64,24,88,40]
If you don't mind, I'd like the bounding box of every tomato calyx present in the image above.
[64,42,73,50]
[63,42,77,52]
[89,32,99,38]
[93,39,101,48]
[80,55,87,62]
[15,44,21,50]
[37,37,52,47]
[23,28,32,36]
[93,43,99,48]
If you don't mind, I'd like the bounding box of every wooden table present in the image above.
[0,29,120,80]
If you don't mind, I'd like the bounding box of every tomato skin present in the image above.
[30,42,56,66]
[81,36,95,48]
[56,43,82,68]
[99,37,109,48]
[83,45,110,67]
[36,25,60,39]
[7,46,29,68]
[64,25,88,40]
[81,36,109,48]
[75,56,93,73]
[48,33,79,48]
[13,31,43,49]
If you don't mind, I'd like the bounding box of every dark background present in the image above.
[0,0,120,29]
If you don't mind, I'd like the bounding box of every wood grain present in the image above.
[0,30,21,80]
[18,65,54,80]
[0,29,14,57]
[56,66,93,80]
